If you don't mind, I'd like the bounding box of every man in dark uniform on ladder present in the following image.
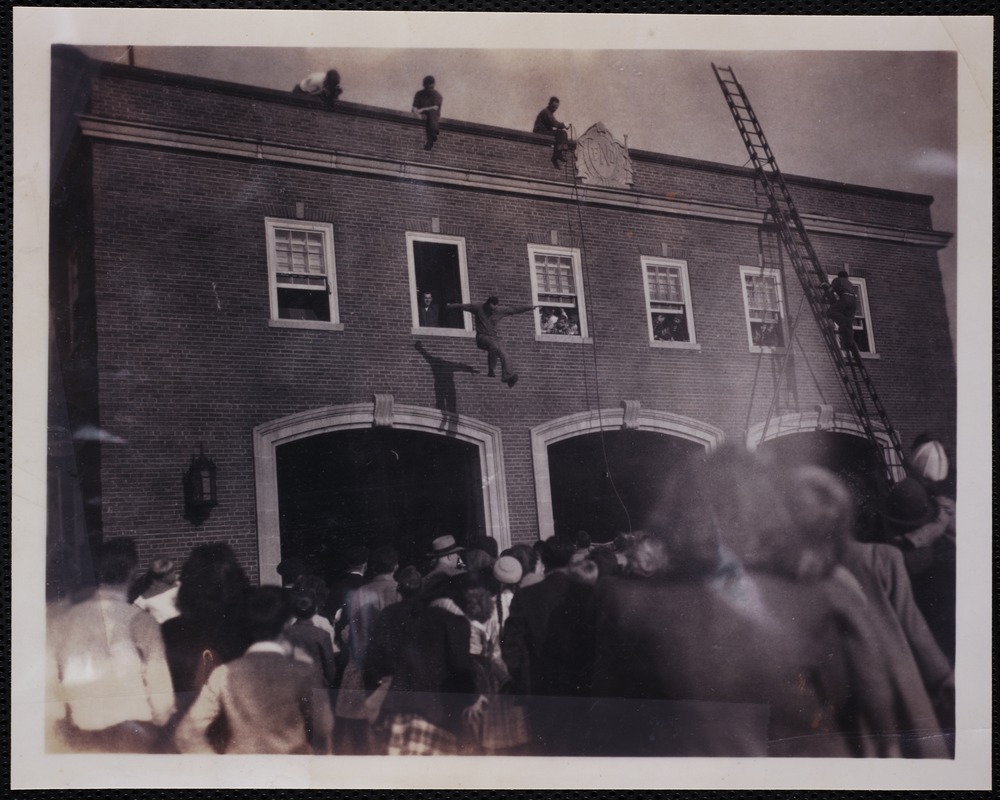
[822,270,858,358]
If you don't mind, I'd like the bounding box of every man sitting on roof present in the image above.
[533,97,572,168]
[292,69,343,110]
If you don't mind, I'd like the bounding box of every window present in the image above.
[406,233,472,334]
[641,257,697,347]
[826,274,877,356]
[528,244,588,340]
[740,266,788,351]
[265,218,339,327]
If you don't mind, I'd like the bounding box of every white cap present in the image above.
[911,440,949,482]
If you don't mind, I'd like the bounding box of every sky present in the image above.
[78,44,959,347]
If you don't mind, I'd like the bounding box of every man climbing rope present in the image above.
[821,270,859,355]
[445,296,540,387]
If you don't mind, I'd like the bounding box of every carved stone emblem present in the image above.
[575,123,634,188]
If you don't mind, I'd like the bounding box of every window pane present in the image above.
[853,319,871,353]
[750,319,784,348]
[539,304,581,336]
[652,310,689,342]
[535,253,576,297]
[746,274,781,312]
[648,265,684,304]
[278,287,331,321]
[412,240,465,329]
[275,228,326,276]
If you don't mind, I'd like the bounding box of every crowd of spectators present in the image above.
[45,440,956,757]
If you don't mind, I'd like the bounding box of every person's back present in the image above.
[591,565,948,758]
[51,586,176,742]
[160,544,251,716]
[175,586,333,754]
[501,536,594,697]
[284,592,338,689]
[190,646,331,754]
[591,570,855,757]
[49,538,175,752]
[382,591,475,738]
[840,538,954,744]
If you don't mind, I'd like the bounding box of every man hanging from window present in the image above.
[821,270,858,355]
[533,97,572,168]
[446,296,540,387]
[412,76,443,150]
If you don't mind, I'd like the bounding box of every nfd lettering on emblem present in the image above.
[575,123,634,188]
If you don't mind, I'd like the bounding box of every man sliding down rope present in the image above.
[446,296,541,387]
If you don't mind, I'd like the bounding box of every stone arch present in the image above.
[745,408,906,482]
[253,402,510,584]
[530,405,725,540]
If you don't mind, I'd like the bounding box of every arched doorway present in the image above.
[254,402,510,583]
[531,406,725,540]
[547,430,704,542]
[276,427,484,575]
[748,411,895,540]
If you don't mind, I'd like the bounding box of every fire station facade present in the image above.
[49,48,955,583]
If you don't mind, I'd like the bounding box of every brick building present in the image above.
[49,47,955,585]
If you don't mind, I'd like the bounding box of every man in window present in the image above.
[822,270,858,354]
[446,296,540,387]
[417,290,441,328]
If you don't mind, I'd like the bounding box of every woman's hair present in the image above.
[540,536,575,570]
[176,542,249,619]
[776,465,854,580]
[245,586,292,642]
[290,589,317,620]
[619,532,669,578]
[646,445,795,578]
[507,543,538,575]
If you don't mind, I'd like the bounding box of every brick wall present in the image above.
[72,61,956,579]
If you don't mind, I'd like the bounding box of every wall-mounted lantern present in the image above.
[183,444,217,524]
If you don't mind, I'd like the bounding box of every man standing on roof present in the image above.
[292,69,343,110]
[446,296,540,387]
[534,97,571,168]
[412,76,443,150]
[822,270,859,354]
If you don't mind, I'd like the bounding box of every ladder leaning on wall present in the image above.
[711,63,906,483]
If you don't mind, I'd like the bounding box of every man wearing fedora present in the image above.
[422,534,466,596]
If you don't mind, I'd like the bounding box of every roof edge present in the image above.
[57,48,937,207]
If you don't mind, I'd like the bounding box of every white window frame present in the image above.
[739,265,789,353]
[265,218,342,330]
[641,256,699,349]
[406,232,474,337]
[826,274,878,358]
[528,244,590,343]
